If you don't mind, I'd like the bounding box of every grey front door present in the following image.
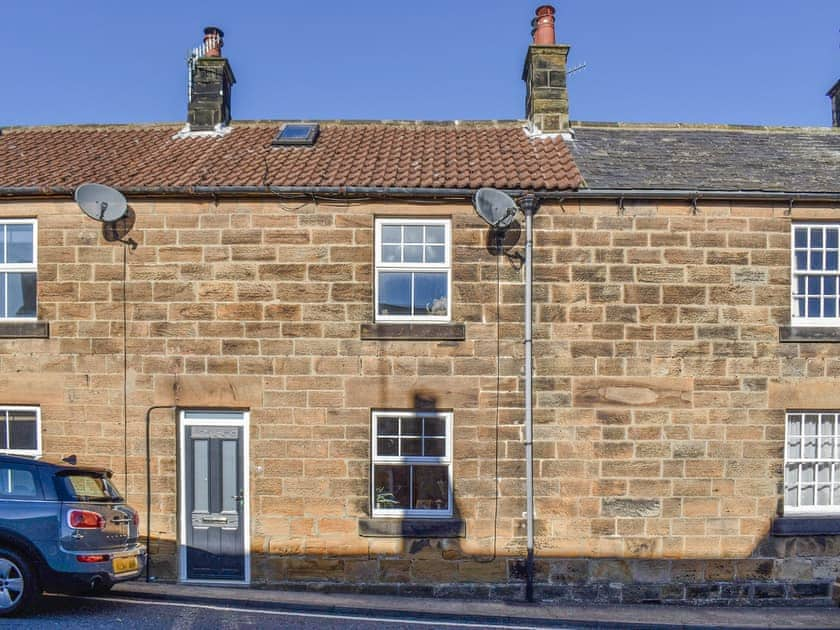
[185,425,245,580]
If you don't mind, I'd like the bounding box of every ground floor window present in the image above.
[371,410,452,517]
[785,411,840,513]
[0,406,40,456]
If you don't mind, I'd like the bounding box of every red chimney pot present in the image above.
[532,5,555,45]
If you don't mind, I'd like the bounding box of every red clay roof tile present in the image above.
[0,121,581,193]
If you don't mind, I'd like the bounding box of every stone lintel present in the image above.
[768,379,840,409]
[153,374,262,407]
[345,376,478,409]
[790,208,840,220]
[0,374,65,404]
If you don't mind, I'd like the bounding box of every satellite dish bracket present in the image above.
[492,207,517,229]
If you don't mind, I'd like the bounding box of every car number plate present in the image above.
[113,555,139,574]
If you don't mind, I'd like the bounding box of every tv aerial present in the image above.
[473,188,518,230]
[74,183,128,223]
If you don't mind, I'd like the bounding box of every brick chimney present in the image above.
[188,27,236,131]
[828,80,840,127]
[522,5,570,133]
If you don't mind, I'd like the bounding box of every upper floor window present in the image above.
[785,411,839,514]
[0,406,41,456]
[372,410,452,518]
[0,220,37,319]
[791,223,840,326]
[374,218,450,322]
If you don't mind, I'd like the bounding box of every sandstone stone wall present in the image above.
[0,196,838,604]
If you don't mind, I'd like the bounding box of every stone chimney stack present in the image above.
[828,80,840,127]
[522,5,570,133]
[522,4,569,133]
[188,27,236,131]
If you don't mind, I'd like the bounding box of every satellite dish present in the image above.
[74,183,128,223]
[473,188,518,230]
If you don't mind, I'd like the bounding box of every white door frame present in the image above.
[178,409,251,585]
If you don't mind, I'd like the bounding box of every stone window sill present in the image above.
[0,321,49,339]
[360,322,465,341]
[771,516,840,536]
[779,326,840,342]
[358,518,465,538]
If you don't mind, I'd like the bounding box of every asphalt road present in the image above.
[6,593,565,629]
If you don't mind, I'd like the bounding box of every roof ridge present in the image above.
[1,122,183,133]
[6,119,838,134]
[3,119,530,133]
[570,120,840,134]
[236,119,527,126]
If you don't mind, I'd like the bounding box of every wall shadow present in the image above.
[102,207,138,247]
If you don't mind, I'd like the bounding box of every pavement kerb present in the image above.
[111,583,603,629]
[109,581,840,629]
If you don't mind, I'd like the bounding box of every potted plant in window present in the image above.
[375,487,399,510]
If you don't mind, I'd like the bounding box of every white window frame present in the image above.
[374,217,451,323]
[0,406,42,456]
[0,219,37,321]
[791,222,840,327]
[371,410,453,518]
[784,411,840,515]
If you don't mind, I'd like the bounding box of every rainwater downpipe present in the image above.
[520,194,538,603]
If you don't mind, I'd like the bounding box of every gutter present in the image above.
[2,185,840,203]
[553,189,840,203]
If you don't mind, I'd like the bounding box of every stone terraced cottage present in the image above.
[0,8,839,605]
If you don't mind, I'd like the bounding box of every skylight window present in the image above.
[271,123,320,146]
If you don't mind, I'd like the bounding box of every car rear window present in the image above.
[61,473,123,502]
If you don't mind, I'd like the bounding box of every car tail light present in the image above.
[77,554,108,563]
[68,509,105,529]
[132,511,139,527]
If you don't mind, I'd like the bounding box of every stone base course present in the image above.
[250,575,837,607]
[241,535,840,605]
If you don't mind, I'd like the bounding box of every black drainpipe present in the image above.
[145,405,177,582]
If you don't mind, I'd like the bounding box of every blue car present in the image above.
[0,454,145,615]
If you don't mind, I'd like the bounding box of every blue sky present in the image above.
[2,1,838,127]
